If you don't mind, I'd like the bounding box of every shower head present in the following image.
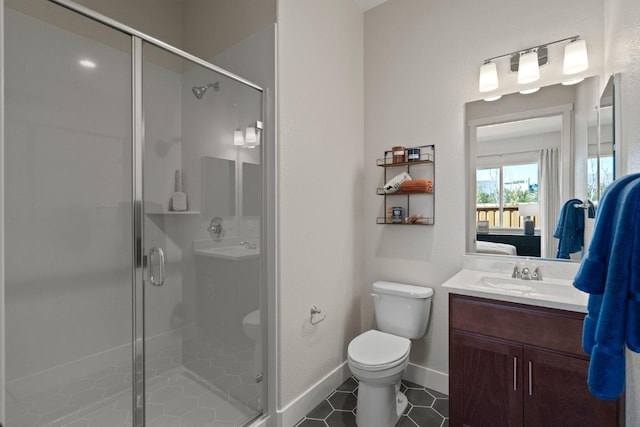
[192,82,220,99]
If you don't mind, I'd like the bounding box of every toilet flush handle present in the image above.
[371,293,381,299]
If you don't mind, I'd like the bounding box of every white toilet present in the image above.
[348,281,433,427]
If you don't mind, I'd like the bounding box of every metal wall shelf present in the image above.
[377,145,435,226]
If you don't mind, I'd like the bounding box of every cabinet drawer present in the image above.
[450,294,586,357]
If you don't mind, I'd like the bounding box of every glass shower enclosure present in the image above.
[1,1,267,426]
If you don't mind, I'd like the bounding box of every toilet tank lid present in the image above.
[373,281,433,299]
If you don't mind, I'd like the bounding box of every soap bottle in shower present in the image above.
[171,170,187,211]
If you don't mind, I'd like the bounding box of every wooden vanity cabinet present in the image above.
[449,294,622,427]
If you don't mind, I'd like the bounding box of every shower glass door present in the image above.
[3,3,134,426]
[141,42,264,426]
[3,2,266,426]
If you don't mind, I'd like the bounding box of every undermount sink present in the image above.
[470,275,587,303]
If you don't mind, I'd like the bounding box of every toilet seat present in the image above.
[348,330,410,372]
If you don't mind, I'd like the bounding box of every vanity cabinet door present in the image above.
[523,347,618,427]
[450,331,523,427]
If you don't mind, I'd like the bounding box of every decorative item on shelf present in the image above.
[399,179,433,194]
[382,172,412,194]
[518,203,539,235]
[385,151,393,164]
[407,147,421,162]
[406,213,429,224]
[171,170,187,211]
[391,206,404,223]
[392,146,406,163]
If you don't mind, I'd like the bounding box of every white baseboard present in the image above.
[277,362,351,427]
[404,362,449,395]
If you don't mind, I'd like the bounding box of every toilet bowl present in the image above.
[241,310,261,381]
[347,281,433,427]
[348,330,411,427]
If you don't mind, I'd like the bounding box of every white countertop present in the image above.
[192,239,259,261]
[442,269,589,313]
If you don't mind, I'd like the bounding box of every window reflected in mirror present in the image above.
[476,163,539,229]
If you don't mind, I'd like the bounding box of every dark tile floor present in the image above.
[294,377,449,427]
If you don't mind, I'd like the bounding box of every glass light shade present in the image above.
[244,126,257,145]
[518,51,540,84]
[563,39,589,75]
[483,95,502,102]
[234,129,244,146]
[562,77,585,86]
[519,87,540,95]
[479,62,499,92]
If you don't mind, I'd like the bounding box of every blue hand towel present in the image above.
[554,198,585,259]
[576,177,640,400]
[574,173,640,294]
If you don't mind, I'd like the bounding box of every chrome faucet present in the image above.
[532,266,543,281]
[512,264,543,281]
[512,265,522,279]
[240,241,257,249]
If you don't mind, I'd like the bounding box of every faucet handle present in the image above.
[532,266,544,281]
[511,265,521,278]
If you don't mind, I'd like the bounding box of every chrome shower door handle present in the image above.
[148,247,165,287]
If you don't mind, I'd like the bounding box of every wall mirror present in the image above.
[202,156,236,217]
[592,74,618,201]
[202,156,261,218]
[466,77,600,262]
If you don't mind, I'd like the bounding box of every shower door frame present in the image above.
[0,1,268,426]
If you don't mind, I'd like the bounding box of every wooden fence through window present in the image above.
[476,206,539,228]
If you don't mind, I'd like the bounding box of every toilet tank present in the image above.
[372,281,433,339]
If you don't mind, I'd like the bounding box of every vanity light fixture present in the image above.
[478,36,589,100]
[234,121,263,148]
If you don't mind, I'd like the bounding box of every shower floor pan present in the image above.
[6,340,261,427]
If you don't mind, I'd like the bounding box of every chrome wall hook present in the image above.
[310,305,326,325]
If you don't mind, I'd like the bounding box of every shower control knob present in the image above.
[207,217,225,242]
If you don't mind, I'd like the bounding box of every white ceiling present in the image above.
[353,0,389,11]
